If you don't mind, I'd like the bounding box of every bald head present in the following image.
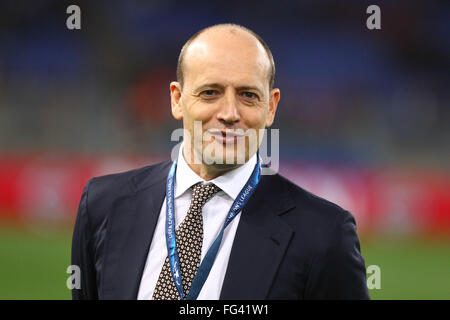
[177,24,275,90]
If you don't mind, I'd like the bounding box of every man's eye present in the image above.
[242,92,257,99]
[201,90,217,96]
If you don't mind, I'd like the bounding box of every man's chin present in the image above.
[205,145,249,165]
[202,155,248,168]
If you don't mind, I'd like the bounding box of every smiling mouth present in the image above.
[207,130,246,145]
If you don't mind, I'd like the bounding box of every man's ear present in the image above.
[170,81,183,120]
[265,88,280,127]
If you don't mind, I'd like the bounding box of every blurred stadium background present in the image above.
[0,0,449,299]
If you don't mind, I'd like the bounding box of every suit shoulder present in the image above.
[271,173,348,216]
[83,160,172,227]
[88,160,171,195]
[271,173,354,237]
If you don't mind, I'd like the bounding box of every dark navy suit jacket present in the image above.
[71,160,370,300]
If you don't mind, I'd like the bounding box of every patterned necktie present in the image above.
[152,182,221,300]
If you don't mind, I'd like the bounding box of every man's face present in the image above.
[171,28,280,168]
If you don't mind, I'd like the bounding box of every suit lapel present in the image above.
[220,174,295,299]
[101,162,170,299]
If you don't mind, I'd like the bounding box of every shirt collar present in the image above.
[175,144,258,200]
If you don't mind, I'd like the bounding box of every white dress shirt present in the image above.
[137,146,257,300]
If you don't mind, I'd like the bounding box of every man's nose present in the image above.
[216,91,240,125]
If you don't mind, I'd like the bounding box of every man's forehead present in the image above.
[191,64,266,86]
[186,62,268,93]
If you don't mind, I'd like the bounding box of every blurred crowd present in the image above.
[0,0,449,167]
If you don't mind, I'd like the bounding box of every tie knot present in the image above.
[191,183,221,208]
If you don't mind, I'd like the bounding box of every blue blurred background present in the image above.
[0,0,449,299]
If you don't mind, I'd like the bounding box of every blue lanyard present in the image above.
[165,155,261,300]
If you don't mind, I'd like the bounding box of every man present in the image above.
[72,23,370,300]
